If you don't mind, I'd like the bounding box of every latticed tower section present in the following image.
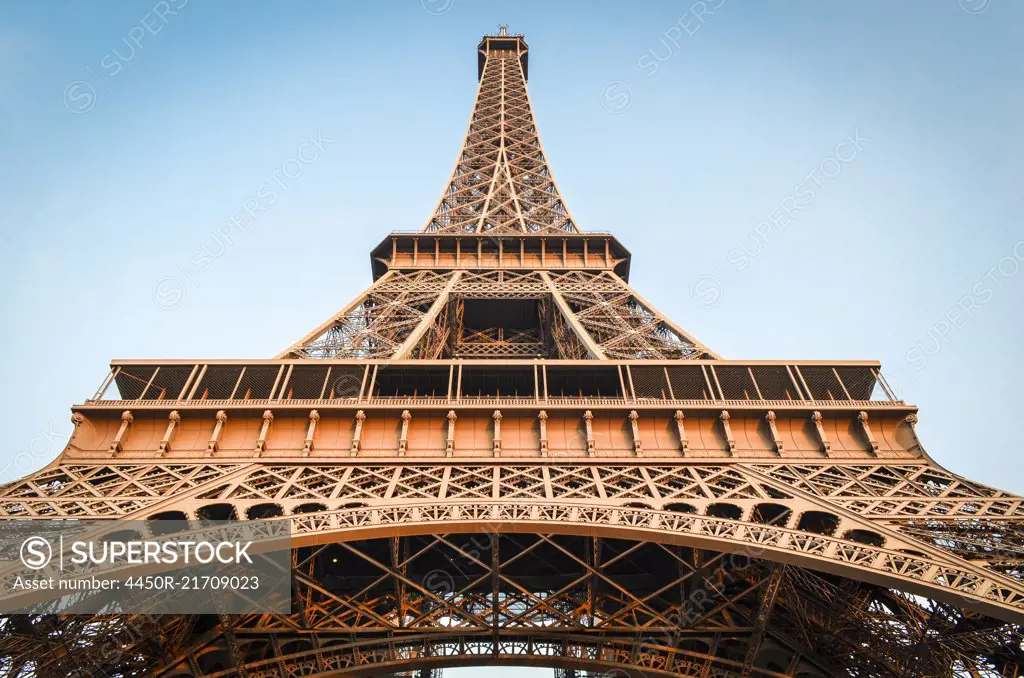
[278,32,716,363]
[424,32,576,235]
[1,29,1023,678]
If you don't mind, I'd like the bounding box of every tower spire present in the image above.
[424,31,578,234]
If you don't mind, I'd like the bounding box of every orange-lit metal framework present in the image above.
[1,30,1021,678]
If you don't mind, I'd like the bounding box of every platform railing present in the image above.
[83,359,905,409]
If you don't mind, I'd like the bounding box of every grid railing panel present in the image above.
[91,362,901,406]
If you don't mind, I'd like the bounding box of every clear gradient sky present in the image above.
[1,2,1022,673]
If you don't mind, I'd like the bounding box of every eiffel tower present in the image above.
[2,29,1022,678]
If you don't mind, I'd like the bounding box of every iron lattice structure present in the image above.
[1,30,1023,678]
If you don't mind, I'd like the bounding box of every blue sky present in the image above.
[0,2,1021,671]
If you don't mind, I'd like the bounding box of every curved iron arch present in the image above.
[192,500,1024,623]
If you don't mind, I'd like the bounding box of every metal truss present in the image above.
[450,327,546,359]
[2,29,1022,678]
[276,32,716,362]
[546,297,589,360]
[7,462,1022,523]
[2,461,1023,618]
[282,271,460,360]
[280,268,714,361]
[423,41,577,235]
[454,271,549,299]
[545,271,710,360]
[3,534,1020,677]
